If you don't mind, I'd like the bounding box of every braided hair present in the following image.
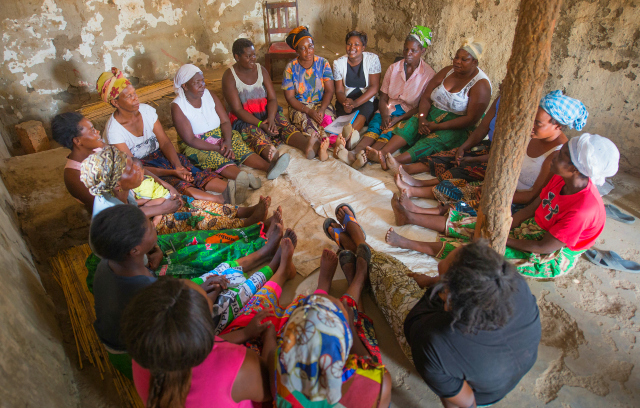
[432,240,521,334]
[121,278,216,408]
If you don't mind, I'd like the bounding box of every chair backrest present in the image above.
[263,1,299,44]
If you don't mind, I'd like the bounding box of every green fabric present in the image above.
[107,351,132,380]
[409,25,433,48]
[393,106,473,162]
[85,224,266,292]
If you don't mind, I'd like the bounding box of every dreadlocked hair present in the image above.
[432,240,521,334]
[121,278,216,408]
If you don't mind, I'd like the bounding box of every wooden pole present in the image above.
[474,0,563,252]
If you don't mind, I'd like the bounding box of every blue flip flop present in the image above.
[604,204,635,224]
[584,249,640,273]
[335,203,367,240]
[323,217,344,249]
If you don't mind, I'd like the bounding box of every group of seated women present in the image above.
[47,20,624,408]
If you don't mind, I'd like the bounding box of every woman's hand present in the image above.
[408,272,439,288]
[343,98,355,113]
[418,117,430,134]
[380,113,391,130]
[261,119,278,137]
[147,245,163,271]
[200,275,229,302]
[166,184,180,197]
[245,309,275,339]
[173,166,194,182]
[454,146,466,165]
[161,194,183,213]
[220,139,235,160]
[307,107,324,124]
[385,116,401,130]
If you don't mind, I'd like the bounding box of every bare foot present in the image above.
[394,174,414,197]
[283,228,297,248]
[385,227,412,249]
[317,249,338,292]
[259,195,272,209]
[318,138,330,161]
[386,153,402,176]
[379,150,388,170]
[263,145,278,162]
[263,223,284,255]
[245,199,269,226]
[365,146,381,163]
[333,135,346,160]
[336,205,355,225]
[305,134,319,160]
[398,189,423,213]
[351,150,367,169]
[264,205,283,231]
[391,194,410,226]
[280,237,297,279]
[398,165,421,186]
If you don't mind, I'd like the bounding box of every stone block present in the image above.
[15,120,50,153]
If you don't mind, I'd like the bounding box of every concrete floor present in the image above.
[1,65,638,406]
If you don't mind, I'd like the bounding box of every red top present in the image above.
[534,175,605,251]
[132,337,253,408]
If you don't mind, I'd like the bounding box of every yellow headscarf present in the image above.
[80,146,128,196]
[461,38,485,60]
[96,67,131,105]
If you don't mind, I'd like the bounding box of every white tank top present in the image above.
[172,89,221,135]
[430,68,491,115]
[517,140,562,190]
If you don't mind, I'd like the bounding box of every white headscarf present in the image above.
[173,64,203,101]
[461,37,485,60]
[568,133,619,186]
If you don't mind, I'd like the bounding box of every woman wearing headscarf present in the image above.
[172,64,290,183]
[350,26,435,165]
[392,90,588,216]
[385,133,619,279]
[222,39,310,162]
[98,68,236,204]
[282,26,336,161]
[366,38,492,169]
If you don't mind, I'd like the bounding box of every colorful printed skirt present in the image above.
[180,127,253,173]
[232,107,299,155]
[393,106,474,162]
[155,195,244,235]
[418,140,491,181]
[436,210,585,279]
[288,101,336,141]
[141,148,221,194]
[361,104,406,143]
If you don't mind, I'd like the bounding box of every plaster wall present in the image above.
[0,173,79,407]
[313,0,640,174]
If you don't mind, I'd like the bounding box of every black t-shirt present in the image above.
[345,61,367,90]
[404,275,541,406]
[93,259,157,351]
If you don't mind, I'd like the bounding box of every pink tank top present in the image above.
[65,158,82,171]
[132,337,252,407]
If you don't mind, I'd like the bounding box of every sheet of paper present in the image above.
[324,112,357,135]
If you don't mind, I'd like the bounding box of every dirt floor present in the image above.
[1,73,638,407]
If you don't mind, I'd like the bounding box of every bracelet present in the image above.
[257,120,263,127]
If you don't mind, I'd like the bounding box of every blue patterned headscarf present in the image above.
[539,90,588,131]
[277,295,353,404]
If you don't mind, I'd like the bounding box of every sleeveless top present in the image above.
[229,64,269,125]
[133,338,253,408]
[431,68,492,116]
[517,140,562,190]
[172,90,221,135]
[65,158,82,171]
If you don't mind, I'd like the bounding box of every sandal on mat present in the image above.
[356,243,372,272]
[584,249,640,273]
[338,249,356,269]
[323,217,344,249]
[604,204,635,224]
[335,203,367,240]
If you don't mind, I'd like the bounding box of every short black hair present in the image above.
[90,205,149,262]
[345,30,367,47]
[51,112,84,149]
[433,240,521,334]
[232,38,254,58]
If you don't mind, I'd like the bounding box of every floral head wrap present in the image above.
[286,26,313,50]
[568,133,619,186]
[408,25,433,48]
[96,67,131,105]
[80,145,128,196]
[539,90,589,131]
[277,295,353,404]
[461,37,485,60]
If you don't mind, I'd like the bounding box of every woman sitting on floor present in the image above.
[282,26,336,161]
[323,203,541,408]
[123,235,301,406]
[91,205,284,380]
[392,90,588,216]
[81,146,268,234]
[52,112,108,213]
[222,39,307,164]
[333,30,381,141]
[98,68,232,204]
[386,133,620,279]
[173,64,290,185]
[367,38,491,168]
[353,26,435,164]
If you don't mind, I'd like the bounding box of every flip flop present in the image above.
[267,153,290,180]
[604,204,635,224]
[335,203,367,240]
[584,249,640,273]
[323,217,344,249]
[248,173,262,189]
[235,171,250,204]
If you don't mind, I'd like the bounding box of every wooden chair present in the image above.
[263,1,299,79]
